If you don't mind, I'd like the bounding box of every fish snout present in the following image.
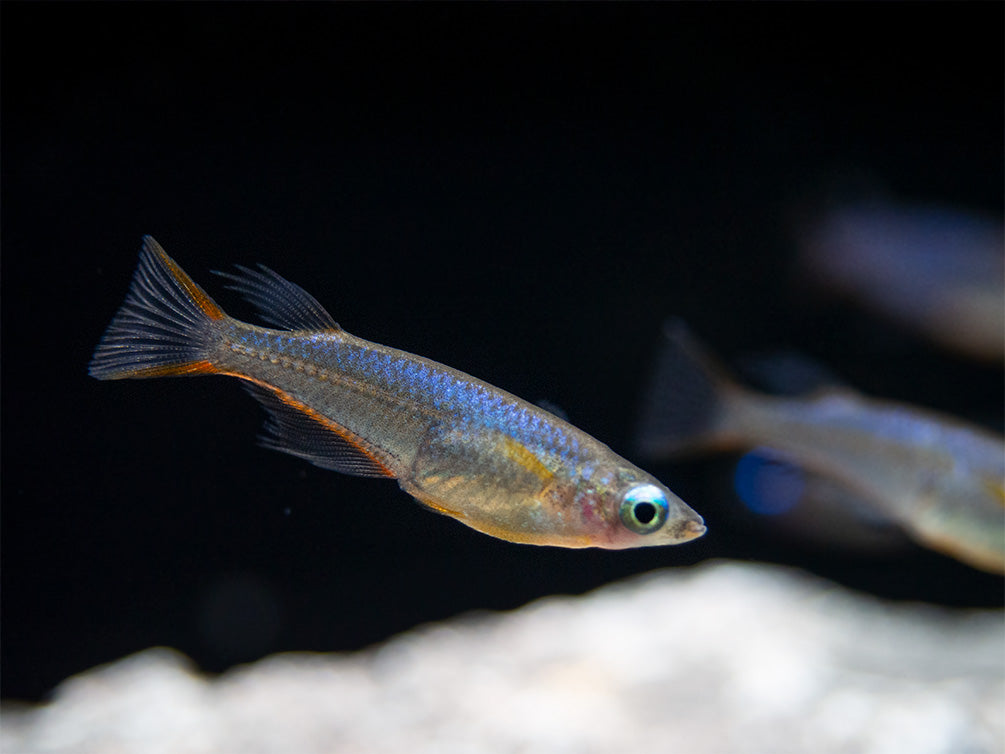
[681,517,707,540]
[671,512,706,542]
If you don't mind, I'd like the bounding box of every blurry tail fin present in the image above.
[635,320,746,458]
[89,236,228,380]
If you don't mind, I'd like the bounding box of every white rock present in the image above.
[3,561,1002,754]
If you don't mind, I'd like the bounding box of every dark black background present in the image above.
[3,3,1002,701]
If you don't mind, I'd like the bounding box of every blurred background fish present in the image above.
[636,322,1005,574]
[796,199,1004,363]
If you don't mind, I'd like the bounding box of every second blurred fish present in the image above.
[636,322,1005,573]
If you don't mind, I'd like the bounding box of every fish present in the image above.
[797,200,1005,362]
[89,236,706,549]
[636,321,1005,573]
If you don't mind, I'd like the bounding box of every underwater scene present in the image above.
[3,4,1002,752]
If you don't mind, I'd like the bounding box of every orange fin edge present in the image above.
[233,375,396,479]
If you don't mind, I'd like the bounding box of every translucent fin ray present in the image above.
[634,319,734,457]
[214,264,340,331]
[242,383,393,478]
[89,236,226,380]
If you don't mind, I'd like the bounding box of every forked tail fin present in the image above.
[89,236,228,380]
[635,319,745,458]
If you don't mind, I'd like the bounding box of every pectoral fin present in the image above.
[402,424,564,544]
[500,436,555,486]
[405,424,554,516]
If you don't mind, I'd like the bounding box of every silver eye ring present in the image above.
[619,484,669,534]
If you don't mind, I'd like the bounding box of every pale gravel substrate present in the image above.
[3,561,1003,754]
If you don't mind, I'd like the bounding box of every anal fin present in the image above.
[242,382,394,478]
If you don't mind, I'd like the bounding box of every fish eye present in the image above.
[619,484,669,534]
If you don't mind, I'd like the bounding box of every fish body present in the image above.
[799,201,1005,362]
[90,237,705,549]
[637,322,1005,573]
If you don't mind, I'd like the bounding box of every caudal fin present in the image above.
[89,236,228,380]
[635,320,745,458]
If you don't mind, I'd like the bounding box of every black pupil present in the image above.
[633,501,657,525]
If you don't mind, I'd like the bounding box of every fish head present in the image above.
[573,464,706,549]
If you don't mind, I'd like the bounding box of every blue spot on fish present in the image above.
[734,450,805,516]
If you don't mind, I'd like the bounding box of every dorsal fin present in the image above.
[214,264,341,331]
[242,382,393,478]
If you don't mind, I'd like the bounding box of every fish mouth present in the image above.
[678,517,707,541]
